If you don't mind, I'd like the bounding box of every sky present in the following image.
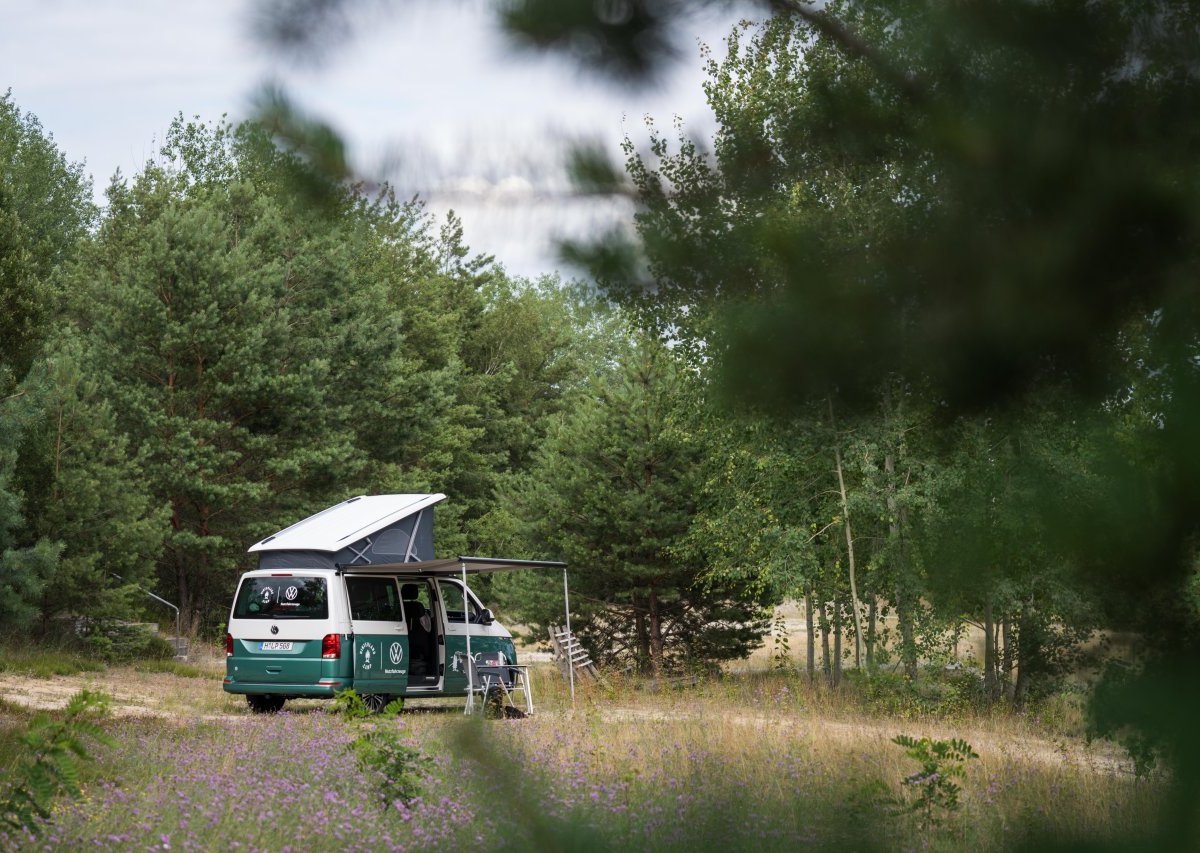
[0,0,745,278]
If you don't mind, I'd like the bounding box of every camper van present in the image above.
[223,494,560,713]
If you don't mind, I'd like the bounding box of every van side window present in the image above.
[234,577,328,619]
[438,580,481,623]
[346,577,404,622]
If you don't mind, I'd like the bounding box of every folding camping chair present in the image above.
[454,651,534,718]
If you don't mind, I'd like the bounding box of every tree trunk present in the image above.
[174,551,191,630]
[647,586,664,676]
[866,593,877,670]
[832,600,843,687]
[830,398,866,676]
[634,597,650,673]
[1001,617,1016,702]
[820,600,832,680]
[983,602,997,703]
[885,451,919,681]
[805,589,816,684]
[1013,601,1039,708]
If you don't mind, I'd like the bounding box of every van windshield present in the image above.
[234,576,328,619]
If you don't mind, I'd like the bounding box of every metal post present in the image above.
[563,567,575,709]
[463,561,473,714]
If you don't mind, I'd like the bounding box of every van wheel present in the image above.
[363,694,391,714]
[247,694,286,714]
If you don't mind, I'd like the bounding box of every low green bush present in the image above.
[845,667,986,718]
[350,728,433,807]
[79,622,174,663]
[0,690,114,838]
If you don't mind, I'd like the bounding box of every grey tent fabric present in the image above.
[250,495,440,571]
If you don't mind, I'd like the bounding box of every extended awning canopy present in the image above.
[338,556,567,575]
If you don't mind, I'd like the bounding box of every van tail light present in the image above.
[225,633,234,657]
[322,634,341,659]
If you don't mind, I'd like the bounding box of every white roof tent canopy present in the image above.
[250,494,445,557]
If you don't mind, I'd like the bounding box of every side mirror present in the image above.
[479,608,495,625]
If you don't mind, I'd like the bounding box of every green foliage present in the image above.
[769,611,791,672]
[0,539,59,631]
[331,688,372,720]
[331,688,404,720]
[0,689,114,837]
[78,622,175,663]
[0,90,94,379]
[349,728,433,808]
[845,669,982,720]
[891,734,979,831]
[492,330,769,673]
[7,334,168,630]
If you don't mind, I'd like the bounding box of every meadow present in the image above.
[0,651,1161,852]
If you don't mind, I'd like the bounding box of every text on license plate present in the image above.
[260,641,293,651]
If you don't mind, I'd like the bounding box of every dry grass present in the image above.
[470,667,1159,849]
[0,658,1161,850]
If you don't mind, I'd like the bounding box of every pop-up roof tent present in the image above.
[250,494,445,571]
[249,493,565,576]
[249,494,576,707]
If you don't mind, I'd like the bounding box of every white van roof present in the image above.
[249,494,446,553]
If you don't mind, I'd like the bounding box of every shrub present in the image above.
[350,728,433,807]
[891,734,979,830]
[79,622,174,663]
[0,690,114,837]
[331,688,371,719]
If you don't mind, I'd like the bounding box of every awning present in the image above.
[338,555,566,575]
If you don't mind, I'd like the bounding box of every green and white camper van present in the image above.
[223,494,561,713]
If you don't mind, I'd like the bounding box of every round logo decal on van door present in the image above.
[389,642,403,665]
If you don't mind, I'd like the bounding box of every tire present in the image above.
[247,694,286,714]
[363,693,391,714]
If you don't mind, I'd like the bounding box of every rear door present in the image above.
[228,574,332,685]
[345,575,408,696]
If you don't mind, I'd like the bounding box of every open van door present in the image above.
[345,575,408,706]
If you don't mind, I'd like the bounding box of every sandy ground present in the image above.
[0,664,235,720]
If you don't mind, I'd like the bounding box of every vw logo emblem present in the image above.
[389,642,403,665]
[284,585,299,601]
[270,625,279,635]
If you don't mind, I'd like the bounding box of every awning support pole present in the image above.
[463,560,474,714]
[564,567,575,709]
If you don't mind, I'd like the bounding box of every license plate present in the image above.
[260,641,293,651]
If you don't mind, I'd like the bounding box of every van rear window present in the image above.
[234,577,328,619]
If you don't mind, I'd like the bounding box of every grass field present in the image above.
[0,651,1162,851]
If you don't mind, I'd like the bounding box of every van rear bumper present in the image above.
[223,676,351,698]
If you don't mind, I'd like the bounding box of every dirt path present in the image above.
[0,665,237,721]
